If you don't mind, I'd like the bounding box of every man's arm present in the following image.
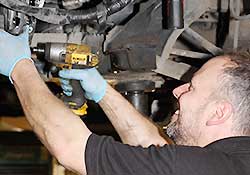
[59,69,170,147]
[12,60,91,175]
[99,84,169,147]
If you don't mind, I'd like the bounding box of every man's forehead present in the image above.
[191,56,231,81]
[197,56,231,73]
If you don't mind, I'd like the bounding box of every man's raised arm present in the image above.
[59,69,169,147]
[12,60,91,174]
[0,29,91,174]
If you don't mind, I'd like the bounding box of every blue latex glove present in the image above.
[59,68,107,103]
[0,26,31,82]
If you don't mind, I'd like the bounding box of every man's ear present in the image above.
[206,101,233,126]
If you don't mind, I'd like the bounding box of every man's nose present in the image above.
[173,83,189,99]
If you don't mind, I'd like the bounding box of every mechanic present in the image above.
[0,28,250,175]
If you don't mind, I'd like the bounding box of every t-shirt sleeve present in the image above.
[85,134,177,175]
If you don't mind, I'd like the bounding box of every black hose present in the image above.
[0,0,133,25]
[107,0,132,15]
[68,6,100,23]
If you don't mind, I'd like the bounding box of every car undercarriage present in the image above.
[0,0,249,125]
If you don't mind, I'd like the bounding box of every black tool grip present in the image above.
[62,80,87,109]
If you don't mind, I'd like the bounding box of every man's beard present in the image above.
[165,119,182,144]
[165,117,196,146]
[165,100,208,146]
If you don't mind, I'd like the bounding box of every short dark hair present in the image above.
[220,51,250,135]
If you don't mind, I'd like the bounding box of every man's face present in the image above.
[165,57,229,146]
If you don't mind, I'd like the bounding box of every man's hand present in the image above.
[59,68,107,103]
[0,27,31,82]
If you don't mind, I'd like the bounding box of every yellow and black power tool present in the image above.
[33,43,99,116]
